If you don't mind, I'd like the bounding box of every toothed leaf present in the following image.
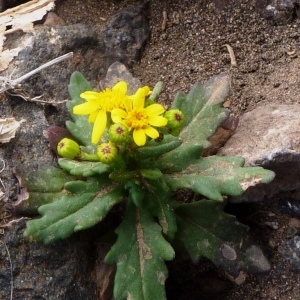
[105,199,175,300]
[163,155,275,201]
[24,176,124,244]
[175,201,271,274]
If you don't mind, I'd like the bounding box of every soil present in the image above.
[1,0,300,299]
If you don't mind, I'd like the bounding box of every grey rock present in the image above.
[0,221,97,300]
[255,0,297,25]
[218,105,300,202]
[281,236,300,269]
[4,23,106,102]
[104,1,150,67]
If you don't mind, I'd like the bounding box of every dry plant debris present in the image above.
[0,0,56,72]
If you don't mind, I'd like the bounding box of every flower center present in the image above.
[99,89,126,112]
[125,108,148,129]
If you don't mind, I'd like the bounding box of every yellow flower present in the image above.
[111,86,167,146]
[73,81,128,144]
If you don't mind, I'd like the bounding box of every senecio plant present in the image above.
[22,64,274,300]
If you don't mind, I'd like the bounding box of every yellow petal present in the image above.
[91,110,107,144]
[80,91,101,102]
[132,88,145,109]
[124,97,132,112]
[111,108,127,123]
[143,126,159,139]
[145,104,165,116]
[112,81,127,94]
[88,111,98,123]
[73,102,99,115]
[142,86,151,96]
[148,116,168,127]
[133,129,146,146]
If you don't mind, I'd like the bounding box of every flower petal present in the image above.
[145,104,165,116]
[80,91,101,102]
[111,108,127,123]
[148,116,168,127]
[124,97,132,112]
[132,88,145,109]
[133,129,146,146]
[143,126,159,139]
[73,102,99,115]
[112,81,127,94]
[88,111,98,123]
[91,110,107,144]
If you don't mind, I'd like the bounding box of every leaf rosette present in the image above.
[20,63,275,300]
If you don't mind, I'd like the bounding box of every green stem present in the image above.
[80,152,99,161]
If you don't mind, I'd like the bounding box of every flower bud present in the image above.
[97,142,118,164]
[164,109,185,129]
[57,138,81,159]
[108,123,129,144]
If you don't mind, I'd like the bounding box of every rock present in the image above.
[218,105,300,202]
[280,236,300,269]
[0,221,97,299]
[255,0,297,25]
[104,1,150,66]
[4,24,106,102]
[43,11,65,26]
[279,196,300,218]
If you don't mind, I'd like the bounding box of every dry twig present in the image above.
[0,52,73,94]
[223,44,237,67]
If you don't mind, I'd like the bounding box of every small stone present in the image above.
[255,0,296,25]
[289,218,300,229]
[281,236,300,269]
[279,198,300,218]
[43,12,65,26]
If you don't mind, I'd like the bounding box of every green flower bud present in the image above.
[164,109,185,129]
[108,123,129,143]
[57,138,81,159]
[97,142,118,164]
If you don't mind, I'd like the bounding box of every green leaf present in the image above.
[58,158,109,177]
[66,72,94,146]
[158,74,231,172]
[175,201,271,274]
[134,134,182,160]
[24,177,124,244]
[14,167,75,215]
[105,199,175,300]
[144,180,177,240]
[163,155,275,201]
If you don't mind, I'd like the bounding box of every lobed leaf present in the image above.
[163,155,275,201]
[175,201,271,274]
[14,167,75,215]
[58,158,109,177]
[157,73,231,172]
[24,177,124,244]
[105,199,175,300]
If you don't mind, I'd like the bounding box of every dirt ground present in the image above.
[1,0,300,299]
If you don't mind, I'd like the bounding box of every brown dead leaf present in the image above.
[0,118,25,143]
